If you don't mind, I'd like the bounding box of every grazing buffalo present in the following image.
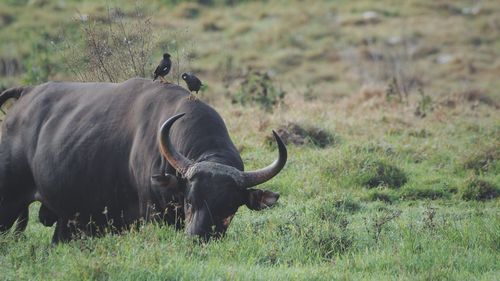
[0,78,287,243]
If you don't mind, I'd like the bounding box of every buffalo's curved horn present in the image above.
[159,113,193,176]
[242,130,287,188]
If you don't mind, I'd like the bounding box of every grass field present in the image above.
[0,0,499,280]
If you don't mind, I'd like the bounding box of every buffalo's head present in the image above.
[157,113,287,241]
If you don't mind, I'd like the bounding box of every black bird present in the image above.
[153,53,172,83]
[181,72,203,100]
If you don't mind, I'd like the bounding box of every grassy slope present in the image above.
[1,0,499,280]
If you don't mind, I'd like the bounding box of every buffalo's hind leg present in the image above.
[0,145,35,235]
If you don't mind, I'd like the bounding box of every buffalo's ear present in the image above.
[151,173,179,189]
[245,189,280,211]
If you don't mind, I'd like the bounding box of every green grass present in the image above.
[1,0,500,280]
[1,200,499,280]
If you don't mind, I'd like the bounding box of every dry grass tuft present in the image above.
[457,89,499,108]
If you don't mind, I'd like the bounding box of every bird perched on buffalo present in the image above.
[181,72,203,100]
[153,53,172,83]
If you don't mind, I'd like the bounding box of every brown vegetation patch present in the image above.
[203,21,223,32]
[458,89,498,108]
[269,122,337,148]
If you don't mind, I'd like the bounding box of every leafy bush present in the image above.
[461,178,499,201]
[358,159,408,189]
[230,70,285,112]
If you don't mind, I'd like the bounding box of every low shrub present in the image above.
[461,178,499,201]
[268,122,337,148]
[358,159,408,189]
[229,70,285,112]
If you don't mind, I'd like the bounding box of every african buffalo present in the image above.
[0,78,287,243]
